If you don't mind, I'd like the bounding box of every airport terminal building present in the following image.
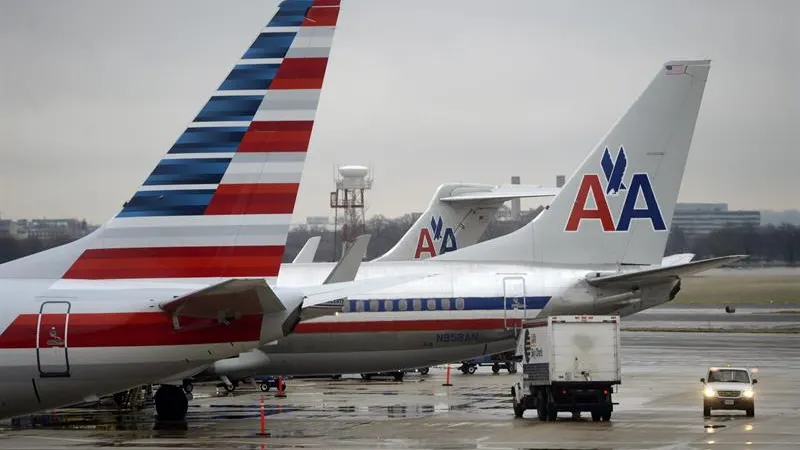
[672,203,761,239]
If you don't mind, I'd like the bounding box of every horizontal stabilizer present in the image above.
[586,255,746,289]
[660,253,695,267]
[439,184,560,203]
[160,278,283,320]
[293,236,322,263]
[323,234,370,284]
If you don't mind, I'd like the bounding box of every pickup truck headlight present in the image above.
[743,389,754,398]
[703,387,716,397]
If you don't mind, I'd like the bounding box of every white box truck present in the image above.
[511,315,621,422]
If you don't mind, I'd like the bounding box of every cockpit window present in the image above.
[708,369,750,383]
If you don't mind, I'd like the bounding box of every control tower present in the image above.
[330,165,373,260]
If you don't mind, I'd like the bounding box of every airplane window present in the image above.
[384,299,393,311]
[413,299,422,311]
[455,297,465,310]
[427,299,436,310]
[370,299,380,312]
[441,298,450,310]
[398,299,408,311]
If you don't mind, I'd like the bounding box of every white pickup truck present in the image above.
[701,366,757,417]
[511,315,621,422]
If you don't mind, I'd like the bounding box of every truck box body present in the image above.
[518,315,621,385]
[512,315,622,421]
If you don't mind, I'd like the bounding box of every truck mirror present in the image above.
[700,378,705,383]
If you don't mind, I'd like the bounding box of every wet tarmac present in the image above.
[1,331,799,449]
[625,307,800,331]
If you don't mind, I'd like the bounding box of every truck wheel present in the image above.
[536,392,547,421]
[259,382,270,392]
[512,394,525,418]
[393,372,404,382]
[467,365,477,375]
[507,363,517,374]
[601,410,612,422]
[492,363,500,374]
[546,406,557,422]
[703,405,711,417]
[591,411,601,422]
[746,406,755,417]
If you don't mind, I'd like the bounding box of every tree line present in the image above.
[1,218,799,266]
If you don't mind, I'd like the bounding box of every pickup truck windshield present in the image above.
[708,369,749,383]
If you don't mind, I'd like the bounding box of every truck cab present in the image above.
[701,366,756,417]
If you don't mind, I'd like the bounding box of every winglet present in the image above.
[323,234,370,284]
[293,236,322,263]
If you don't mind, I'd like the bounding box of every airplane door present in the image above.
[36,300,72,378]
[502,277,526,330]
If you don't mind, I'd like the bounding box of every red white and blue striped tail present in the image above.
[1,0,341,282]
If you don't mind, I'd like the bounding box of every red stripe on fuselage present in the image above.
[63,246,284,279]
[205,183,300,215]
[0,312,261,349]
[293,318,522,334]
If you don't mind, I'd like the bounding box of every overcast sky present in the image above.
[0,0,798,224]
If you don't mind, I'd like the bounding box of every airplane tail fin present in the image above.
[0,0,341,281]
[436,60,711,267]
[373,183,557,261]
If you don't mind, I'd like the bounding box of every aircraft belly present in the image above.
[260,340,516,376]
[272,329,512,353]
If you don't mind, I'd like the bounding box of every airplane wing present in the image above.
[439,184,560,202]
[586,255,746,289]
[293,236,321,263]
[323,235,370,284]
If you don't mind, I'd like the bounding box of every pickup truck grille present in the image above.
[717,390,741,398]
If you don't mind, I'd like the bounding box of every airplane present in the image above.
[0,0,422,421]
[292,182,560,264]
[292,182,693,265]
[204,59,745,383]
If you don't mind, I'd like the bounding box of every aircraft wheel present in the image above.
[393,372,405,382]
[507,363,518,374]
[259,382,270,392]
[224,383,236,392]
[182,381,194,394]
[492,364,500,374]
[154,385,188,421]
[419,367,430,375]
[467,365,477,375]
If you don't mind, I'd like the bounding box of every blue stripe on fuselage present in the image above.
[341,296,550,313]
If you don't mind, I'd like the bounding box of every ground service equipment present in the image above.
[511,316,621,421]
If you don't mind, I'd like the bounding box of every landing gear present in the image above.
[154,385,188,421]
[418,367,430,375]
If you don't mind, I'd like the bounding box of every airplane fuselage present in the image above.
[0,279,261,419]
[211,259,669,378]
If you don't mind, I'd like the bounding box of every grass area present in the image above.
[672,273,800,305]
